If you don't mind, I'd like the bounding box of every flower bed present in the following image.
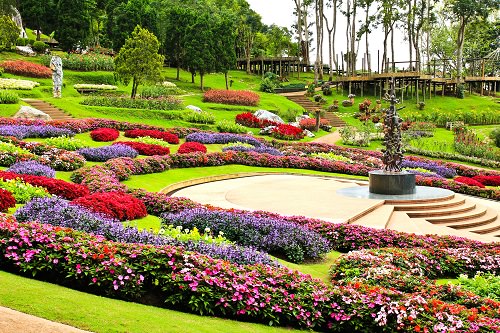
[0,125,74,139]
[177,142,207,154]
[90,128,120,142]
[41,53,115,71]
[185,132,264,147]
[454,176,485,188]
[299,118,331,131]
[162,208,330,263]
[124,129,179,144]
[14,198,275,266]
[77,145,138,162]
[472,175,500,187]
[72,192,147,221]
[1,60,51,78]
[1,216,500,332]
[45,136,89,151]
[401,158,457,178]
[0,189,15,212]
[271,124,305,140]
[74,84,118,91]
[203,89,259,106]
[222,145,283,156]
[0,141,36,166]
[0,78,40,90]
[0,178,50,203]
[113,142,170,156]
[7,160,56,178]
[235,112,281,128]
[81,96,182,111]
[0,171,89,200]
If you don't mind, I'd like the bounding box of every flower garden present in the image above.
[0,114,499,332]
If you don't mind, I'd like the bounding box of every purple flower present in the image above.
[222,145,283,156]
[186,132,264,147]
[14,197,276,266]
[401,159,457,178]
[0,125,74,139]
[7,160,56,178]
[77,144,138,162]
[162,208,330,263]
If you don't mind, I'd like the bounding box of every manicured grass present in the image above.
[278,251,342,283]
[0,270,299,333]
[122,165,368,193]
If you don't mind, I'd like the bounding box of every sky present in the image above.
[246,0,411,71]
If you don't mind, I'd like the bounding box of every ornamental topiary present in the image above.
[0,188,15,212]
[90,128,120,142]
[72,192,147,221]
[177,142,207,154]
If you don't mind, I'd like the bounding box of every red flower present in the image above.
[72,192,147,221]
[203,90,260,106]
[124,129,179,144]
[1,60,52,78]
[113,142,170,156]
[177,142,207,154]
[0,188,16,212]
[90,128,120,142]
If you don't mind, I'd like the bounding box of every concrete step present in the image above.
[351,205,394,229]
[424,206,488,223]
[20,99,73,120]
[444,208,498,230]
[406,202,477,218]
[393,196,466,211]
[385,193,456,205]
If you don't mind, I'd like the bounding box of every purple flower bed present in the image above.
[186,132,264,147]
[404,168,443,179]
[401,159,457,178]
[222,145,284,156]
[0,125,74,139]
[77,144,138,162]
[162,208,330,263]
[15,197,275,266]
[7,160,56,178]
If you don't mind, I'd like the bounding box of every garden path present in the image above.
[312,130,341,144]
[0,306,90,333]
[20,99,74,120]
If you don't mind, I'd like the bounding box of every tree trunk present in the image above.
[225,72,229,90]
[391,25,395,72]
[294,0,303,78]
[324,14,334,81]
[364,4,370,73]
[303,2,310,69]
[332,0,338,73]
[176,65,180,80]
[200,72,204,90]
[407,0,413,71]
[191,71,195,83]
[382,25,389,73]
[350,0,357,76]
[345,0,351,76]
[131,77,138,99]
[456,16,466,82]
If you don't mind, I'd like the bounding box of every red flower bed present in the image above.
[203,90,260,106]
[271,124,304,140]
[124,129,179,144]
[1,60,52,78]
[0,171,89,200]
[453,176,485,188]
[113,142,170,156]
[472,175,500,187]
[90,128,120,142]
[299,118,330,131]
[177,142,207,154]
[72,192,147,221]
[235,112,281,128]
[0,188,16,212]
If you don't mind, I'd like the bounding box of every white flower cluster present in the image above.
[0,78,40,90]
[73,84,118,90]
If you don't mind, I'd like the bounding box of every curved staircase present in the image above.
[21,99,73,120]
[284,95,346,127]
[352,192,500,242]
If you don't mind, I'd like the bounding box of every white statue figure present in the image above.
[50,56,63,98]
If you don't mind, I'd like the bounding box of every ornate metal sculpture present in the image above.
[50,56,63,98]
[381,79,404,172]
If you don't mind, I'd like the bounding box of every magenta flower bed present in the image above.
[90,128,120,142]
[113,141,170,156]
[124,129,179,144]
[177,142,207,154]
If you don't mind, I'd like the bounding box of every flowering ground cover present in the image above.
[203,89,260,106]
[77,145,139,162]
[90,128,120,142]
[1,60,52,78]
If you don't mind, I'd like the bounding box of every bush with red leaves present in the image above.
[472,175,500,187]
[90,128,120,142]
[124,129,179,144]
[112,142,170,156]
[235,112,281,128]
[271,124,305,140]
[72,192,147,221]
[454,176,485,188]
[0,171,89,200]
[299,118,331,131]
[1,60,52,78]
[177,142,207,154]
[203,90,260,106]
[0,188,16,212]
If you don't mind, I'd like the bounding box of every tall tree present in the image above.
[56,0,95,51]
[19,0,57,41]
[445,0,497,82]
[0,0,15,15]
[314,0,324,82]
[114,25,164,98]
[0,15,19,49]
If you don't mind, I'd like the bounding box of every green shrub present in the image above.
[80,96,182,110]
[45,136,89,151]
[0,67,3,76]
[458,273,500,301]
[259,72,281,93]
[154,224,231,245]
[322,83,332,96]
[183,111,216,124]
[16,37,27,46]
[128,136,171,147]
[0,90,19,104]
[456,84,465,99]
[32,41,47,53]
[0,178,50,203]
[216,120,248,134]
[67,72,116,85]
[140,85,182,98]
[277,108,302,122]
[306,83,316,96]
[490,128,500,148]
[27,38,35,45]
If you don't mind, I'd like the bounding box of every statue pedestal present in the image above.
[369,170,416,195]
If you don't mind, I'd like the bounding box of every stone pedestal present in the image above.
[369,170,416,195]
